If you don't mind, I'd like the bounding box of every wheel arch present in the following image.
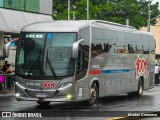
[90,78,99,96]
[90,78,99,89]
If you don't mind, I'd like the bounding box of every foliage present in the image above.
[53,0,160,29]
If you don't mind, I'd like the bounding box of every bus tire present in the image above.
[87,83,99,106]
[37,101,50,106]
[127,78,143,98]
[127,92,134,98]
[134,78,143,97]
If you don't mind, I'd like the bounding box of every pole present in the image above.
[87,0,89,20]
[126,17,129,26]
[73,11,75,20]
[24,0,26,11]
[19,0,20,9]
[147,0,150,32]
[68,0,70,20]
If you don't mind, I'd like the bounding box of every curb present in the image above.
[0,93,15,98]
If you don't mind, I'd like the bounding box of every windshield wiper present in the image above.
[46,57,57,79]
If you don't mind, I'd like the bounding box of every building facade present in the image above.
[141,18,160,55]
[0,0,52,14]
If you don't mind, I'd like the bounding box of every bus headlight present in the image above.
[15,82,26,90]
[15,93,20,97]
[58,83,72,90]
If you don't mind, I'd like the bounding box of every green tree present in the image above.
[53,0,160,29]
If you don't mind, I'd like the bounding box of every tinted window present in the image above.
[148,36,155,54]
[91,27,103,58]
[141,35,149,54]
[135,34,143,54]
[16,32,77,78]
[107,30,116,53]
[125,33,136,53]
[76,27,90,81]
[3,0,39,13]
[103,29,113,53]
[114,31,126,53]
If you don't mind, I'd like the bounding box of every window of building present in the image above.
[4,33,19,50]
[0,0,3,7]
[2,0,39,13]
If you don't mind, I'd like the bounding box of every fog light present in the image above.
[67,94,72,99]
[15,93,20,97]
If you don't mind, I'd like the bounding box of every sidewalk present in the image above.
[0,86,15,98]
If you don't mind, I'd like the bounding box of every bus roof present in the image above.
[22,20,89,32]
[21,20,153,36]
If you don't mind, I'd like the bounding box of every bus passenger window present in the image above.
[91,43,103,58]
[104,43,111,52]
[142,36,149,54]
[115,41,126,53]
[128,44,134,53]
[76,45,88,81]
[148,36,155,54]
[76,50,84,72]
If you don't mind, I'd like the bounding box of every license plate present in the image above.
[38,97,44,101]
[36,93,46,98]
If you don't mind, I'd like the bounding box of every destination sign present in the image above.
[26,34,44,38]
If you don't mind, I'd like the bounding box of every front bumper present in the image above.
[15,96,74,102]
[15,82,75,102]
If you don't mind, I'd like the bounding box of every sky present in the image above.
[152,0,159,4]
[152,0,160,9]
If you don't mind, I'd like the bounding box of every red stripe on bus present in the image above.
[89,70,102,74]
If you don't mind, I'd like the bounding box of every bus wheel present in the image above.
[127,78,143,98]
[134,78,143,97]
[37,101,50,106]
[127,92,134,98]
[87,83,99,106]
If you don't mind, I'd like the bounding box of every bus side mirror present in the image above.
[0,39,18,59]
[3,41,11,58]
[72,39,84,58]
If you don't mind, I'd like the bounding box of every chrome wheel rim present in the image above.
[139,84,143,95]
[90,87,96,103]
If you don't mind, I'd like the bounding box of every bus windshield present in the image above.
[16,32,77,78]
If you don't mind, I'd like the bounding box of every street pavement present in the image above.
[1,85,160,120]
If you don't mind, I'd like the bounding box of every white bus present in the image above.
[3,20,155,106]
